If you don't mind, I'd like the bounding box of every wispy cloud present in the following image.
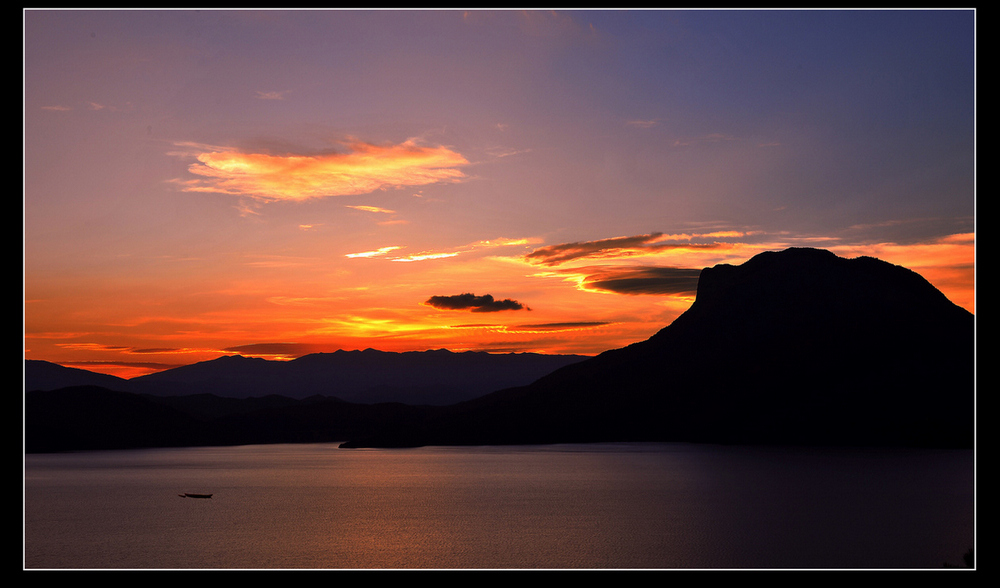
[55,342,132,352]
[673,133,738,147]
[444,322,612,339]
[255,90,289,100]
[507,321,610,332]
[87,101,134,112]
[425,293,528,312]
[346,237,538,263]
[345,246,403,259]
[40,101,133,113]
[346,205,396,214]
[524,232,739,266]
[63,360,181,372]
[241,254,313,268]
[391,252,461,262]
[171,138,469,202]
[223,342,326,357]
[626,118,662,128]
[486,146,531,158]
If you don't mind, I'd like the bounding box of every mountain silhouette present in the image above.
[26,349,588,405]
[24,360,130,392]
[25,248,974,453]
[341,248,975,448]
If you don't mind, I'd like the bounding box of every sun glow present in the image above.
[25,10,973,379]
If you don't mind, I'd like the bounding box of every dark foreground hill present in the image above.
[341,248,975,449]
[25,248,975,453]
[25,386,438,453]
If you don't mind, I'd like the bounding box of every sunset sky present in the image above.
[24,9,976,379]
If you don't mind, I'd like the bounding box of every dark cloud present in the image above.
[524,233,665,266]
[224,343,330,356]
[65,360,180,370]
[524,233,726,266]
[130,347,183,354]
[575,266,702,296]
[509,321,610,331]
[426,293,527,312]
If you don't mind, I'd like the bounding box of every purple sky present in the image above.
[24,9,975,377]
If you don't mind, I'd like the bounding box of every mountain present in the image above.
[26,350,589,405]
[341,248,975,449]
[24,360,130,392]
[25,248,975,453]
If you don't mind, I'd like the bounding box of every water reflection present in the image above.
[24,443,974,569]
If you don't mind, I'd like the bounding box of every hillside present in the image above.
[341,248,975,448]
[26,248,975,453]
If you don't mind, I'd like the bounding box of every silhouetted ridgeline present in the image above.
[25,248,974,453]
[24,351,586,453]
[27,349,588,405]
[341,248,975,449]
[24,361,130,392]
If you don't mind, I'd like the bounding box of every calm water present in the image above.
[23,443,974,569]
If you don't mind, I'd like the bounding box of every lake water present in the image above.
[23,442,975,569]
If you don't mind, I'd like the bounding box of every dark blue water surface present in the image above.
[24,443,975,569]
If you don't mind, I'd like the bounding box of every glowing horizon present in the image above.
[24,10,975,380]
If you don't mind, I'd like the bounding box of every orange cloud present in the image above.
[347,236,539,263]
[391,252,461,262]
[346,205,396,214]
[345,246,403,259]
[174,139,469,201]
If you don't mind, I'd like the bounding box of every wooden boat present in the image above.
[181,493,213,499]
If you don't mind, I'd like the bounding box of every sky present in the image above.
[23,9,976,379]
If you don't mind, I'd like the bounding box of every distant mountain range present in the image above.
[25,248,975,453]
[26,349,589,405]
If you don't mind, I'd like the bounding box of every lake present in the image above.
[23,442,975,569]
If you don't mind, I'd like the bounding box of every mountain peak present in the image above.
[343,247,974,449]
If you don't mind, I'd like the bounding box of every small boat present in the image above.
[181,493,213,499]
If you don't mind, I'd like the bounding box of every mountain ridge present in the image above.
[25,248,975,453]
[26,349,590,406]
[340,248,974,448]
